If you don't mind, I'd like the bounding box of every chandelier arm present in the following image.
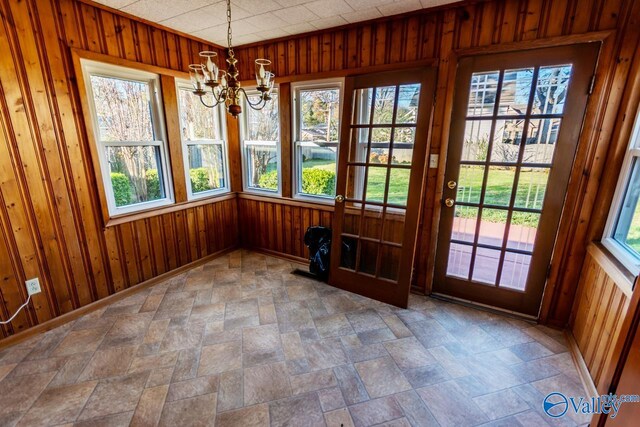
[199,95,222,109]
[239,88,267,110]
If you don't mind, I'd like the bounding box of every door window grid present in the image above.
[340,83,420,280]
[447,65,572,290]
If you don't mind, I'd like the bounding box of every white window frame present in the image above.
[80,59,174,216]
[602,108,640,276]
[175,80,230,200]
[291,78,344,203]
[240,88,281,195]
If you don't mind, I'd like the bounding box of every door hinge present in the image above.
[588,74,596,95]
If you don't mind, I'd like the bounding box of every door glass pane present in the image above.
[507,212,539,251]
[354,88,373,124]
[396,84,420,123]
[343,212,360,236]
[467,71,499,117]
[373,86,396,124]
[458,165,484,204]
[532,65,572,114]
[485,166,516,206]
[346,165,365,201]
[524,119,560,164]
[382,210,405,244]
[452,206,478,242]
[500,252,531,290]
[447,243,472,279]
[359,240,378,275]
[472,247,501,284]
[478,208,508,247]
[380,245,402,280]
[369,128,392,164]
[388,168,410,206]
[462,120,491,161]
[361,209,383,240]
[350,128,369,162]
[491,119,524,163]
[498,68,534,116]
[392,148,413,165]
[515,167,549,209]
[365,167,387,203]
[393,127,415,145]
[340,236,358,269]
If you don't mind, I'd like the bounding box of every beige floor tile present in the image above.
[159,392,217,427]
[130,384,169,427]
[244,362,292,405]
[78,372,149,421]
[198,341,242,376]
[216,403,270,427]
[354,357,411,398]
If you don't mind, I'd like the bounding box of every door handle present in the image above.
[445,198,455,208]
[335,195,345,203]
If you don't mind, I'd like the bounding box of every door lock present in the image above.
[445,198,455,208]
[335,195,345,203]
[447,180,457,189]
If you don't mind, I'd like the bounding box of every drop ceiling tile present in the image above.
[304,0,354,19]
[420,0,454,7]
[239,12,289,31]
[341,7,382,23]
[274,0,314,7]
[94,0,138,9]
[160,2,243,34]
[309,15,348,30]
[271,5,319,25]
[233,0,283,14]
[377,0,423,16]
[345,0,389,10]
[192,23,229,41]
[122,0,213,23]
[281,22,317,35]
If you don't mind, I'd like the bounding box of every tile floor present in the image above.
[0,250,591,426]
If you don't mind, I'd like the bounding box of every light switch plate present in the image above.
[429,154,439,168]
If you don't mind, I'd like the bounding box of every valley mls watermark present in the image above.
[543,392,640,419]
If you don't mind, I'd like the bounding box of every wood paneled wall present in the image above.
[570,244,634,393]
[233,0,640,324]
[0,0,236,340]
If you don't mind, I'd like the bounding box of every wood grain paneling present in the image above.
[570,244,635,393]
[0,0,235,340]
[233,0,639,325]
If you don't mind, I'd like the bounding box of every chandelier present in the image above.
[189,0,275,117]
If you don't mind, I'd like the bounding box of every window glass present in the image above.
[243,91,280,191]
[613,159,640,256]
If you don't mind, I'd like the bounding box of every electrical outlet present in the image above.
[25,278,41,296]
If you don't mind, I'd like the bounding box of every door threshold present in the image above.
[430,292,538,323]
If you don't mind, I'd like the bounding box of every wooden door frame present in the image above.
[419,32,613,321]
[329,67,436,308]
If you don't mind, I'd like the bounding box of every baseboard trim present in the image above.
[565,330,599,398]
[245,246,309,267]
[0,246,237,350]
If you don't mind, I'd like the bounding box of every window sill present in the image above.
[589,242,638,297]
[105,192,236,228]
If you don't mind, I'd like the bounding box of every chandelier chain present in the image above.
[226,0,234,57]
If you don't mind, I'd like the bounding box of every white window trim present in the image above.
[80,59,174,216]
[175,80,230,200]
[240,87,282,195]
[602,108,640,276]
[291,78,344,203]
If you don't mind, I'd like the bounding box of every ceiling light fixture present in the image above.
[189,0,275,117]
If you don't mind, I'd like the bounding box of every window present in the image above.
[241,90,280,192]
[81,60,173,215]
[603,109,640,275]
[292,80,342,199]
[176,82,229,199]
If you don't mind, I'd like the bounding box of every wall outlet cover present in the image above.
[25,278,41,296]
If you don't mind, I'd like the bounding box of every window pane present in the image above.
[299,88,340,143]
[396,84,420,124]
[462,120,491,162]
[107,145,165,207]
[245,92,279,141]
[388,168,410,206]
[178,87,220,141]
[613,158,640,256]
[478,208,508,247]
[515,167,549,210]
[90,75,154,142]
[498,68,534,116]
[507,212,539,252]
[472,247,500,284]
[354,88,373,125]
[188,144,225,194]
[365,167,386,203]
[300,144,336,197]
[491,119,524,163]
[485,166,516,206]
[532,65,572,115]
[467,71,499,117]
[452,205,478,243]
[500,252,531,290]
[447,243,472,279]
[246,144,278,190]
[373,86,396,124]
[458,165,484,204]
[524,119,560,164]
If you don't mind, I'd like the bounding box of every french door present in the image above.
[434,44,599,316]
[329,69,436,308]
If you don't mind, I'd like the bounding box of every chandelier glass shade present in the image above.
[189,0,275,117]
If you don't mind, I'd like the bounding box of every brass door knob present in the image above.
[447,180,457,189]
[335,195,345,203]
[445,198,455,207]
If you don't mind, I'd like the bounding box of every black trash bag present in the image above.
[303,226,332,280]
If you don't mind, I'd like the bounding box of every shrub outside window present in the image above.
[176,82,229,199]
[292,81,342,200]
[241,90,280,193]
[603,109,640,276]
[81,61,173,216]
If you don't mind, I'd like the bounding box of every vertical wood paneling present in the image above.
[0,0,236,340]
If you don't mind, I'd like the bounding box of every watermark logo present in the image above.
[543,392,640,419]
[543,392,568,418]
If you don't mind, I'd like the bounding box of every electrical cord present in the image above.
[0,294,31,325]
